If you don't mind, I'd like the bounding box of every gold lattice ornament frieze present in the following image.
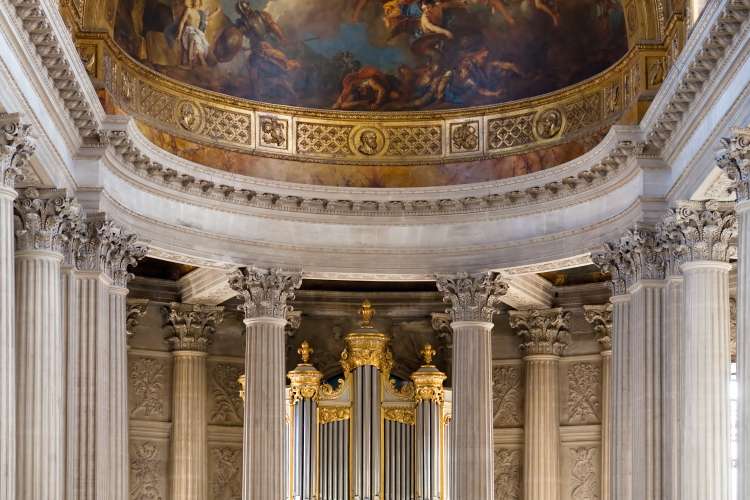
[319,406,351,425]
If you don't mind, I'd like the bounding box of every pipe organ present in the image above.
[284,301,451,500]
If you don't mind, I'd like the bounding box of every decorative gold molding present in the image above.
[318,407,351,425]
[383,407,416,426]
[77,16,684,166]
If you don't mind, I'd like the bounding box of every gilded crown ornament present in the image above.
[359,299,375,327]
[298,340,313,363]
[411,344,447,405]
[340,300,393,374]
[288,341,322,404]
[420,344,436,365]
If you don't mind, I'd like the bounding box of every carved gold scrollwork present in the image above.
[383,407,416,426]
[318,407,351,425]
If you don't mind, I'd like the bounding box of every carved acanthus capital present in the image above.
[13,188,83,253]
[659,200,737,264]
[509,307,571,356]
[68,214,144,283]
[228,267,302,320]
[582,304,613,351]
[0,113,35,189]
[591,225,665,295]
[126,299,150,341]
[435,272,509,323]
[716,127,750,202]
[164,302,224,351]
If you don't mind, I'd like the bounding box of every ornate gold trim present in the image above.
[80,16,684,167]
[383,407,416,426]
[318,406,351,425]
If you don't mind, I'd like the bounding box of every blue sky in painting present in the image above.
[302,23,411,71]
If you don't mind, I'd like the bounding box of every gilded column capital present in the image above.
[658,200,737,264]
[410,344,446,404]
[163,302,224,352]
[13,188,82,253]
[435,272,509,323]
[287,341,323,404]
[582,304,613,351]
[716,127,750,202]
[126,298,149,341]
[591,225,665,295]
[340,301,393,374]
[227,267,302,320]
[0,113,35,189]
[509,307,571,356]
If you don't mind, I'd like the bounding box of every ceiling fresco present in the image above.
[114,0,628,111]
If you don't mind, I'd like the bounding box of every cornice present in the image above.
[642,0,750,152]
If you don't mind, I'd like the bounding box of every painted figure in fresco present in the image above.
[451,47,523,99]
[177,0,220,66]
[236,0,285,43]
[333,67,392,110]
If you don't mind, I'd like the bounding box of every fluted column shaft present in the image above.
[243,317,288,500]
[110,286,131,500]
[738,201,750,500]
[600,347,611,500]
[663,274,683,500]
[523,353,560,500]
[451,320,494,500]
[680,261,732,500]
[0,187,16,500]
[610,294,631,500]
[68,272,113,500]
[171,350,209,500]
[628,281,665,500]
[15,249,65,499]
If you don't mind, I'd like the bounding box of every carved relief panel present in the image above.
[492,364,524,428]
[209,446,243,500]
[207,361,244,426]
[129,440,169,500]
[561,360,601,425]
[494,448,522,500]
[562,446,600,500]
[128,354,171,422]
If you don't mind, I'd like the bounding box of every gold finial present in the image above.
[420,344,436,365]
[298,341,313,363]
[359,299,375,327]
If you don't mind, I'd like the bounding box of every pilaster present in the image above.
[509,308,570,500]
[165,302,224,500]
[436,272,508,500]
[583,304,613,500]
[0,112,33,500]
[228,267,302,500]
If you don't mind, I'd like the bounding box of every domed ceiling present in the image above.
[114,0,628,111]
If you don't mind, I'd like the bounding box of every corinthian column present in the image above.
[509,308,570,500]
[717,129,750,500]
[660,201,736,500]
[593,226,669,500]
[583,304,613,500]
[0,113,33,500]
[14,188,82,500]
[436,272,508,500]
[165,302,224,500]
[228,267,303,500]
